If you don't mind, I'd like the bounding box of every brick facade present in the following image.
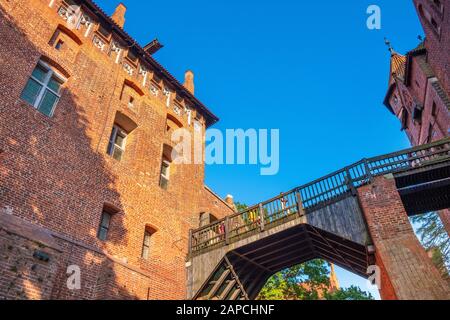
[0,0,234,300]
[358,176,450,300]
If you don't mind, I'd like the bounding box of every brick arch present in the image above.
[123,78,145,97]
[53,24,83,46]
[40,55,71,79]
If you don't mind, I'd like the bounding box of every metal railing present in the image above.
[190,138,450,255]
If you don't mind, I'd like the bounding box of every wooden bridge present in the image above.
[186,138,450,300]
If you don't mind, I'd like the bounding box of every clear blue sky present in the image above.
[96,0,424,299]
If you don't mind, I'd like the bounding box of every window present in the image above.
[159,160,170,190]
[128,96,135,109]
[20,61,65,117]
[431,101,437,116]
[107,125,127,161]
[141,228,156,260]
[400,108,409,130]
[413,104,423,123]
[97,211,112,241]
[55,40,65,50]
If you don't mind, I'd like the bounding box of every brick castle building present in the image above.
[0,0,236,299]
[383,0,449,233]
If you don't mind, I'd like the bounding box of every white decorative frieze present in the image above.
[174,105,182,116]
[139,66,148,86]
[58,3,82,30]
[150,85,159,97]
[163,87,171,107]
[123,62,134,76]
[93,35,106,51]
[185,107,192,125]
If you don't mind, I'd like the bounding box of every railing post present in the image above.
[296,190,304,218]
[225,217,230,245]
[363,159,373,184]
[345,167,357,196]
[259,203,265,232]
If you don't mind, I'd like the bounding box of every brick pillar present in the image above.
[358,175,450,300]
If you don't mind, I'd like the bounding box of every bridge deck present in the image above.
[190,138,450,257]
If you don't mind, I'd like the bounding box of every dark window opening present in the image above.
[55,40,64,50]
[401,108,409,130]
[413,104,423,123]
[431,101,437,116]
[128,96,135,108]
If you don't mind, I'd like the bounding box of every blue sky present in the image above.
[96,0,424,299]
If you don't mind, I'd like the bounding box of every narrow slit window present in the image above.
[159,160,170,190]
[55,40,65,50]
[141,229,154,260]
[97,211,112,241]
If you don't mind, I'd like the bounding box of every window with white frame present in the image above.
[20,61,65,117]
[107,125,127,161]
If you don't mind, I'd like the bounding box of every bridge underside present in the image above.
[395,162,450,216]
[194,224,372,300]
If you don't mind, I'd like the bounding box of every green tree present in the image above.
[235,202,248,212]
[258,260,374,300]
[325,286,374,300]
[411,212,449,278]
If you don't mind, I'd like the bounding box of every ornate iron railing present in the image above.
[190,138,450,255]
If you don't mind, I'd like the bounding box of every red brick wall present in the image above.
[0,228,61,300]
[413,0,450,94]
[358,175,450,300]
[0,0,234,300]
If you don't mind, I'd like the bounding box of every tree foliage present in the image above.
[411,212,449,278]
[257,259,374,300]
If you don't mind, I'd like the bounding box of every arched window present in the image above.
[165,114,183,134]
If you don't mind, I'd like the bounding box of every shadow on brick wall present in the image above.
[0,4,138,300]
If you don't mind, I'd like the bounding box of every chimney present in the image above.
[225,195,236,211]
[111,3,127,28]
[184,70,195,95]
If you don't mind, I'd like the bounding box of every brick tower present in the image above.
[383,0,450,234]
